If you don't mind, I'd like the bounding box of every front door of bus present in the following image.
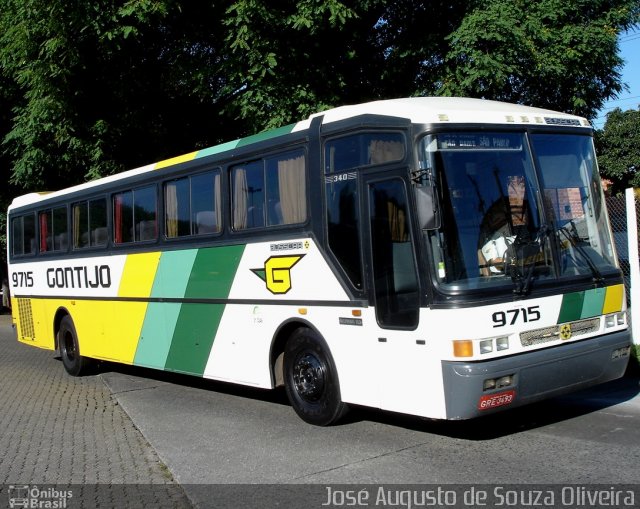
[364,174,420,329]
[364,173,424,414]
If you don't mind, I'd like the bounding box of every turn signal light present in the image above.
[453,340,473,357]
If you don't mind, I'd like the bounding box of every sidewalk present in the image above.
[0,313,191,508]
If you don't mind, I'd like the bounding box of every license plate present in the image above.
[478,390,516,410]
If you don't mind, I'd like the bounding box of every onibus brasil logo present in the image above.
[251,255,305,294]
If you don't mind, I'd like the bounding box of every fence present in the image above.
[606,190,640,348]
[607,191,639,306]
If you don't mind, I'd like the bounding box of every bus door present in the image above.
[363,172,425,412]
[364,172,420,329]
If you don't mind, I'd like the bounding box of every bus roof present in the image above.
[9,97,589,210]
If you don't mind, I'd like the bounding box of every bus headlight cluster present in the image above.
[605,312,626,328]
[453,336,510,357]
[479,336,510,355]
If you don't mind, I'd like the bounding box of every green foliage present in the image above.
[440,0,639,118]
[0,0,231,192]
[0,0,170,190]
[595,107,640,194]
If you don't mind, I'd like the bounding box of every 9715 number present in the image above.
[12,271,34,288]
[492,306,540,328]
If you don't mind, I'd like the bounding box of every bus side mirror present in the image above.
[415,186,440,230]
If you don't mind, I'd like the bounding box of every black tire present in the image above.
[283,328,348,426]
[58,315,92,376]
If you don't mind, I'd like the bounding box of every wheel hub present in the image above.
[292,352,325,402]
[63,331,76,361]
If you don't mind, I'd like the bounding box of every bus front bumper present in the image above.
[441,330,632,420]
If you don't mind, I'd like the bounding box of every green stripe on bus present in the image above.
[134,249,198,369]
[164,245,245,375]
[580,287,606,319]
[235,123,297,148]
[196,140,241,158]
[192,123,298,161]
[557,291,585,323]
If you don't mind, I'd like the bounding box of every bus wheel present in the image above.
[58,315,91,376]
[283,328,348,426]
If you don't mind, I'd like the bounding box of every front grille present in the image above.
[17,298,35,341]
[520,317,600,347]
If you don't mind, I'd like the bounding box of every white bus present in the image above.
[7,97,631,425]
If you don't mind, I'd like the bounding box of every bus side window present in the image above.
[232,161,264,230]
[231,151,306,231]
[11,214,36,256]
[38,206,68,253]
[325,175,363,289]
[324,132,405,173]
[265,151,306,226]
[114,186,156,244]
[191,171,221,235]
[165,170,221,237]
[73,198,107,249]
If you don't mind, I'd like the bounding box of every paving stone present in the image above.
[0,314,192,508]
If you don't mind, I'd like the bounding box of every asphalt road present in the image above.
[2,312,640,508]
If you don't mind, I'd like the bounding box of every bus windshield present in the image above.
[421,132,618,293]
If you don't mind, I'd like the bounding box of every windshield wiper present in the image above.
[557,222,604,285]
[509,224,550,295]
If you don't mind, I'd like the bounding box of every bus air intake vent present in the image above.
[520,317,600,347]
[544,117,582,127]
[17,298,36,341]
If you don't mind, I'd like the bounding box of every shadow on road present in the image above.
[56,354,640,441]
[349,363,640,440]
[56,355,292,406]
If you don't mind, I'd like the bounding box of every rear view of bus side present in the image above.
[7,97,631,425]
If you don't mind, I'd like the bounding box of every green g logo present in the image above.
[251,255,304,294]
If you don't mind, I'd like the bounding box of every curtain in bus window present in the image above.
[196,172,222,233]
[278,155,306,224]
[214,173,222,230]
[369,139,404,165]
[165,183,179,238]
[387,201,407,242]
[79,202,92,248]
[233,169,248,229]
[39,212,49,252]
[73,204,82,248]
[114,194,123,243]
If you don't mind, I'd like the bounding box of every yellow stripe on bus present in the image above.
[154,151,198,169]
[602,284,624,314]
[107,252,162,363]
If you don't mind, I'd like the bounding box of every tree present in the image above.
[0,0,233,191]
[595,106,640,194]
[223,0,639,125]
[221,0,473,129]
[0,69,21,270]
[440,0,639,119]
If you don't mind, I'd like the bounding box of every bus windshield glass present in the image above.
[420,132,618,292]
